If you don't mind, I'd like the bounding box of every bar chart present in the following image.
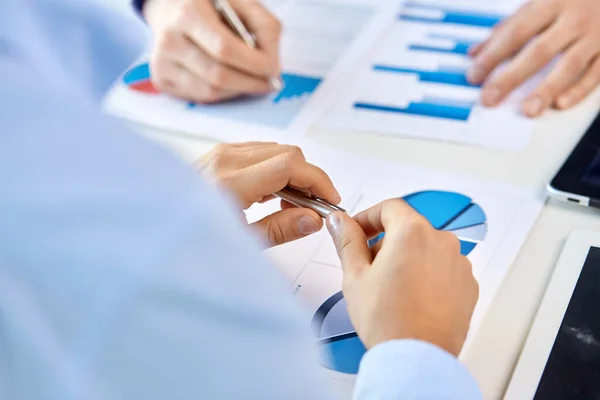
[321,0,535,150]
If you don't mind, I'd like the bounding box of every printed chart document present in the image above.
[245,142,545,378]
[104,0,397,141]
[320,0,539,150]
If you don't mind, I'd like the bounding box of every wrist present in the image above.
[362,326,464,357]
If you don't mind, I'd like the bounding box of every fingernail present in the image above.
[270,76,283,91]
[524,96,543,117]
[467,65,485,83]
[483,86,502,106]
[298,215,320,235]
[557,95,571,109]
[326,213,342,235]
[333,190,342,204]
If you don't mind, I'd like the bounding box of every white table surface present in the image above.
[125,89,600,400]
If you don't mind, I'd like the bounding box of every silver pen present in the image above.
[213,0,284,91]
[275,187,346,218]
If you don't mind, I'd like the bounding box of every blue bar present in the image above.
[422,96,477,109]
[354,101,472,121]
[408,43,471,55]
[373,65,480,88]
[399,3,504,28]
[428,33,479,45]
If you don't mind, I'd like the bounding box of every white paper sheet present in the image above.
[104,0,399,141]
[245,141,545,378]
[320,0,540,151]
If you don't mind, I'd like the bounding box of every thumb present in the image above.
[252,208,322,247]
[326,212,372,276]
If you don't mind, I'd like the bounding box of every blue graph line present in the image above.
[373,65,480,88]
[354,101,472,121]
[409,43,471,55]
[399,3,504,28]
[273,74,321,103]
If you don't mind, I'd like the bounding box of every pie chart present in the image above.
[122,63,160,94]
[314,190,486,374]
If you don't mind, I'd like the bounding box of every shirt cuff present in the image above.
[354,339,482,400]
[132,0,146,15]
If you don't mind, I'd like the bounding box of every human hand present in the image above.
[144,0,281,103]
[326,200,478,356]
[468,0,600,117]
[198,142,341,247]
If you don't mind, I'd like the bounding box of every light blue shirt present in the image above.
[0,0,482,398]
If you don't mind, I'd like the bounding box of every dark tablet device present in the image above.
[505,231,600,399]
[548,111,600,207]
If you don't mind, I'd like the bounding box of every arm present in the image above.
[0,53,333,399]
[0,49,481,400]
[0,1,482,397]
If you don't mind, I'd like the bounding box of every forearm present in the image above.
[354,340,482,400]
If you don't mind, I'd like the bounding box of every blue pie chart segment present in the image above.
[319,334,366,375]
[368,190,487,254]
[403,190,472,229]
[318,190,487,375]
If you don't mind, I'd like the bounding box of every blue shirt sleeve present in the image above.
[0,1,482,399]
[355,340,482,399]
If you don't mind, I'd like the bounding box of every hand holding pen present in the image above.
[197,142,342,248]
[143,0,283,104]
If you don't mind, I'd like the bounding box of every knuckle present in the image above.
[336,234,356,260]
[563,53,587,74]
[404,212,429,234]
[207,65,229,88]
[384,198,406,212]
[156,28,180,52]
[511,22,530,40]
[209,38,232,61]
[265,16,282,33]
[277,150,302,170]
[284,145,305,159]
[267,219,287,245]
[172,2,195,25]
[530,40,555,61]
[205,144,230,169]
